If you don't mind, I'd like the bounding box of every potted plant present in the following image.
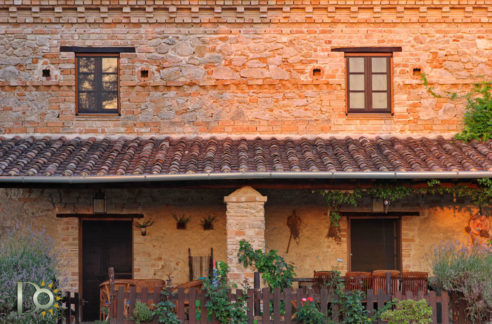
[173,214,190,230]
[200,215,216,230]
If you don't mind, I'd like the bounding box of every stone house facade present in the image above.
[0,0,491,321]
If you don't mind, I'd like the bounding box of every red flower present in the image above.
[301,298,307,302]
[307,297,314,302]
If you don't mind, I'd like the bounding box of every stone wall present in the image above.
[0,187,230,291]
[0,5,490,137]
[0,186,482,292]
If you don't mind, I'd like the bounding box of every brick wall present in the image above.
[0,4,490,137]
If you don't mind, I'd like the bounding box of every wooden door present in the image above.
[82,220,132,321]
[350,218,400,272]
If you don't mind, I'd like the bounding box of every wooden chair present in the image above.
[313,271,337,294]
[372,270,400,296]
[344,272,372,292]
[401,271,428,296]
[99,279,165,320]
[188,248,214,281]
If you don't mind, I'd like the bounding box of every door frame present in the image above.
[347,214,402,272]
[78,217,135,316]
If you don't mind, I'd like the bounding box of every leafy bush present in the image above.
[454,82,492,141]
[381,299,432,324]
[0,225,63,324]
[237,240,295,290]
[202,261,248,324]
[431,242,492,322]
[153,290,180,324]
[131,302,154,324]
[294,297,325,324]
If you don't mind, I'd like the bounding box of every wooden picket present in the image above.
[109,286,452,324]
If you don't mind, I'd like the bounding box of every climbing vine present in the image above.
[320,179,492,243]
[420,73,491,141]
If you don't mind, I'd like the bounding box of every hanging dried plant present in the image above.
[327,210,342,244]
[286,210,301,253]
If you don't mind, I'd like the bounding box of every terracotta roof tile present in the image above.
[0,136,490,178]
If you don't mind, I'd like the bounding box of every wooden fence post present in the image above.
[108,267,115,324]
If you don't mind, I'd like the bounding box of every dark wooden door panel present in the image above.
[82,220,132,321]
[350,218,399,272]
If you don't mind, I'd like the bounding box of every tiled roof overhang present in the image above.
[0,136,490,184]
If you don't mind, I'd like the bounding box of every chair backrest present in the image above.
[401,271,428,296]
[188,248,214,281]
[344,272,372,291]
[372,270,400,296]
[313,271,337,293]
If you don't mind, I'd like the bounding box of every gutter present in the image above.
[0,171,490,184]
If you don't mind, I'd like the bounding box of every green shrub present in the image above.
[381,299,432,324]
[202,261,248,324]
[431,242,492,322]
[153,290,180,324]
[294,297,325,324]
[237,240,295,290]
[0,225,63,324]
[131,302,154,324]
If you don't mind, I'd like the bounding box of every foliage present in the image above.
[455,82,492,141]
[294,297,326,324]
[201,261,248,324]
[93,321,109,324]
[380,299,432,324]
[0,225,63,324]
[431,242,492,322]
[153,290,180,324]
[421,73,491,141]
[319,179,492,216]
[237,240,295,290]
[131,302,154,324]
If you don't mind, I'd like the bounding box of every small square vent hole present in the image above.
[42,69,51,78]
[413,68,421,76]
[313,68,322,77]
[140,70,149,78]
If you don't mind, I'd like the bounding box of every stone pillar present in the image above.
[224,186,267,286]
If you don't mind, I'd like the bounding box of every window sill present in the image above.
[346,113,393,120]
[75,114,120,121]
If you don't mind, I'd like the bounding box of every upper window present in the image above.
[346,53,392,113]
[76,54,119,115]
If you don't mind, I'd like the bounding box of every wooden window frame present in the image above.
[75,53,121,116]
[347,215,402,272]
[345,53,393,114]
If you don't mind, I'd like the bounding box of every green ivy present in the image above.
[152,290,180,324]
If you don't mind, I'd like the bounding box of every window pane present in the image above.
[372,74,387,91]
[78,74,95,91]
[349,74,365,91]
[372,57,387,73]
[350,92,365,109]
[102,58,117,73]
[349,58,365,73]
[78,57,96,73]
[78,92,97,112]
[102,74,117,91]
[102,92,118,110]
[372,92,388,109]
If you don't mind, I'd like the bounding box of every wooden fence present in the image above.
[109,286,451,324]
[56,292,80,324]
